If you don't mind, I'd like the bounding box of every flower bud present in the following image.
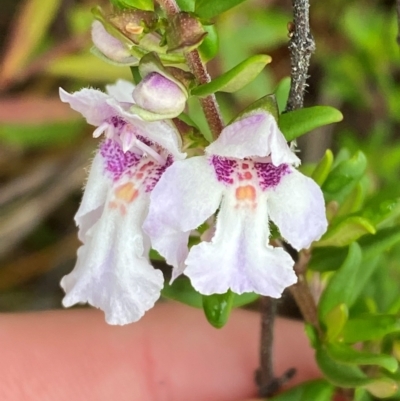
[91,20,137,64]
[132,72,187,116]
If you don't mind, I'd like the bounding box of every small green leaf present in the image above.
[337,183,366,216]
[324,303,349,342]
[316,217,376,247]
[110,0,154,10]
[362,198,400,227]
[195,0,248,19]
[326,343,398,373]
[319,243,362,321]
[202,291,234,328]
[322,151,367,203]
[161,276,202,308]
[342,315,400,343]
[191,55,271,97]
[364,379,398,398]
[198,24,219,62]
[310,226,400,273]
[278,106,343,142]
[274,77,291,114]
[269,379,334,401]
[162,277,258,309]
[316,346,371,387]
[312,149,334,186]
[176,0,195,11]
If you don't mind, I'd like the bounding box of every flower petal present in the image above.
[184,191,297,296]
[267,167,328,250]
[61,187,163,325]
[105,79,135,103]
[144,156,224,273]
[59,87,117,127]
[206,112,300,166]
[75,152,109,241]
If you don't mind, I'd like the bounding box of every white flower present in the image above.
[144,112,327,297]
[59,80,185,325]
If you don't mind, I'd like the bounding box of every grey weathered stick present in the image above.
[257,0,317,396]
[285,0,316,112]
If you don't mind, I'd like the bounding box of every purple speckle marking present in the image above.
[211,156,238,184]
[110,116,126,129]
[144,154,173,192]
[254,162,290,190]
[100,139,140,180]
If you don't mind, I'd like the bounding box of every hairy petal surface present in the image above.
[75,153,109,241]
[144,156,224,276]
[267,168,328,250]
[184,191,297,297]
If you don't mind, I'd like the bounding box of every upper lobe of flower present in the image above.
[206,112,300,167]
[59,80,186,161]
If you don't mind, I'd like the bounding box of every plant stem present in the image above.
[289,251,321,334]
[285,0,316,112]
[155,0,224,138]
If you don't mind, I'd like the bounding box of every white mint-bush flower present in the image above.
[144,111,328,297]
[59,79,186,325]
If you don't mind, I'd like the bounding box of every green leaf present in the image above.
[362,198,400,227]
[269,379,334,401]
[364,379,398,399]
[342,315,400,343]
[161,276,202,308]
[316,345,371,387]
[319,243,362,322]
[316,217,376,247]
[337,183,366,216]
[202,291,234,328]
[316,346,397,396]
[312,149,334,186]
[274,77,291,114]
[176,0,195,11]
[110,0,154,10]
[324,303,349,342]
[278,106,343,142]
[195,0,248,19]
[326,343,398,373]
[162,277,259,309]
[322,151,367,203]
[310,226,400,272]
[191,54,271,96]
[198,24,219,62]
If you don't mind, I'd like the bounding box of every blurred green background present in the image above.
[0,0,399,314]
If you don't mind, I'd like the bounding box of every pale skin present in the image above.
[0,302,320,401]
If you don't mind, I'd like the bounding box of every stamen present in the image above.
[92,122,109,138]
[134,139,166,165]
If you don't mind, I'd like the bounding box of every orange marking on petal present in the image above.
[242,163,249,169]
[120,204,127,215]
[109,201,118,209]
[244,171,253,180]
[115,182,139,203]
[136,172,144,179]
[235,185,256,201]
